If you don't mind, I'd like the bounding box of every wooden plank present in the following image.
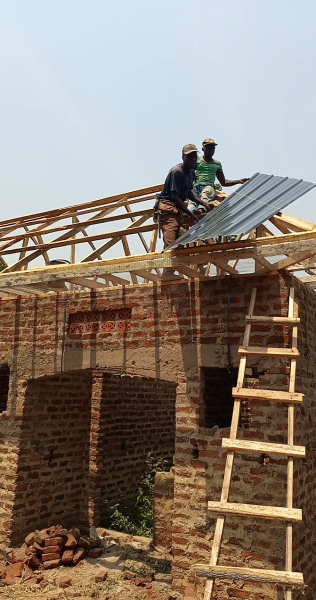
[0,222,156,256]
[3,234,316,284]
[254,255,273,271]
[256,248,316,274]
[288,264,316,272]
[209,258,238,275]
[196,565,304,587]
[149,229,158,253]
[131,269,161,282]
[121,236,138,285]
[207,501,302,522]
[66,277,110,290]
[269,216,292,235]
[0,208,155,243]
[2,202,132,272]
[0,240,309,290]
[176,265,209,280]
[271,213,316,232]
[285,287,298,600]
[222,438,305,458]
[298,275,316,285]
[238,346,300,358]
[19,235,29,271]
[232,387,303,403]
[245,315,300,325]
[80,215,153,264]
[0,184,162,229]
[97,274,130,286]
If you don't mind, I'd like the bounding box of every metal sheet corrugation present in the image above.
[165,172,316,250]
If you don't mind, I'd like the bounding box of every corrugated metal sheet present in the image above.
[165,172,316,250]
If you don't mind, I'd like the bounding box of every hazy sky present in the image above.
[1,0,316,227]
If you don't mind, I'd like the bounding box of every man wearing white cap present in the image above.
[187,138,249,213]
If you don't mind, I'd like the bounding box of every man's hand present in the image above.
[189,213,198,225]
[239,178,249,185]
[200,201,212,212]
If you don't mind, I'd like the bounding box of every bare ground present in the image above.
[0,530,172,600]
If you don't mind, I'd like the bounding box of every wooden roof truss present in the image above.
[0,185,315,297]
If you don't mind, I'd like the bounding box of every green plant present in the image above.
[110,453,169,537]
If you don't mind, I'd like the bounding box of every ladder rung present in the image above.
[239,346,300,358]
[232,387,303,403]
[207,501,302,522]
[245,315,300,325]
[222,438,306,458]
[195,564,305,587]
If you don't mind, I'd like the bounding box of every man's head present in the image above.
[202,138,217,160]
[182,143,198,169]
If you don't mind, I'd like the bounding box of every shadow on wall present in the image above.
[10,370,92,546]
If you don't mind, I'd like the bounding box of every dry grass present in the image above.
[0,535,171,600]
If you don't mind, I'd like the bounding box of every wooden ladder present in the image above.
[196,287,306,600]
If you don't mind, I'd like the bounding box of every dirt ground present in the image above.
[0,530,172,600]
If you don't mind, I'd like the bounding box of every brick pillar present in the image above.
[83,370,105,527]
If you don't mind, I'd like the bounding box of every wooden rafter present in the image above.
[0,185,315,296]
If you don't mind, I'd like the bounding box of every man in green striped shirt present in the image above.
[187,138,248,213]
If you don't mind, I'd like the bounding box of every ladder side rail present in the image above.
[285,287,298,600]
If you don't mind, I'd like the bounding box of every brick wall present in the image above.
[10,371,92,545]
[0,274,314,599]
[98,373,176,523]
[172,275,316,600]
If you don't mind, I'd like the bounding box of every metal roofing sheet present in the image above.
[165,172,316,250]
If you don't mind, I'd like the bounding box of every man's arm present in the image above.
[170,191,197,223]
[216,171,249,187]
[187,190,211,212]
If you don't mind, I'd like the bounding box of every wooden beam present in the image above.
[207,501,302,522]
[238,346,300,358]
[2,202,145,272]
[0,184,162,230]
[80,215,153,264]
[66,277,110,290]
[269,216,292,235]
[271,213,316,232]
[0,223,156,258]
[232,388,303,403]
[222,438,305,458]
[130,269,161,282]
[176,265,209,280]
[0,208,154,243]
[245,315,300,325]
[98,273,130,285]
[255,248,316,273]
[195,565,304,587]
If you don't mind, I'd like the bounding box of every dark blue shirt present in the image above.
[158,163,194,204]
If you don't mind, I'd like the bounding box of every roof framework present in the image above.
[0,184,316,297]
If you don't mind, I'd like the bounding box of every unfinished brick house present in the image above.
[0,179,315,600]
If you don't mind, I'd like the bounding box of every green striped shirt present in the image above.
[195,157,223,187]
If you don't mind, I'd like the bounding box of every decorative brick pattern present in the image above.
[69,308,132,336]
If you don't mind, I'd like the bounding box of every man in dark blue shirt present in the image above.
[157,144,210,279]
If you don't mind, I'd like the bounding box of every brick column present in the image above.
[82,370,106,528]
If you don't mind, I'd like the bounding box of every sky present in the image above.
[1,0,316,236]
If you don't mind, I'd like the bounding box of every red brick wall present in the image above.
[10,371,92,545]
[97,372,176,523]
[0,274,314,599]
[172,275,316,600]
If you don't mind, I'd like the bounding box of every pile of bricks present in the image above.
[2,525,103,586]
